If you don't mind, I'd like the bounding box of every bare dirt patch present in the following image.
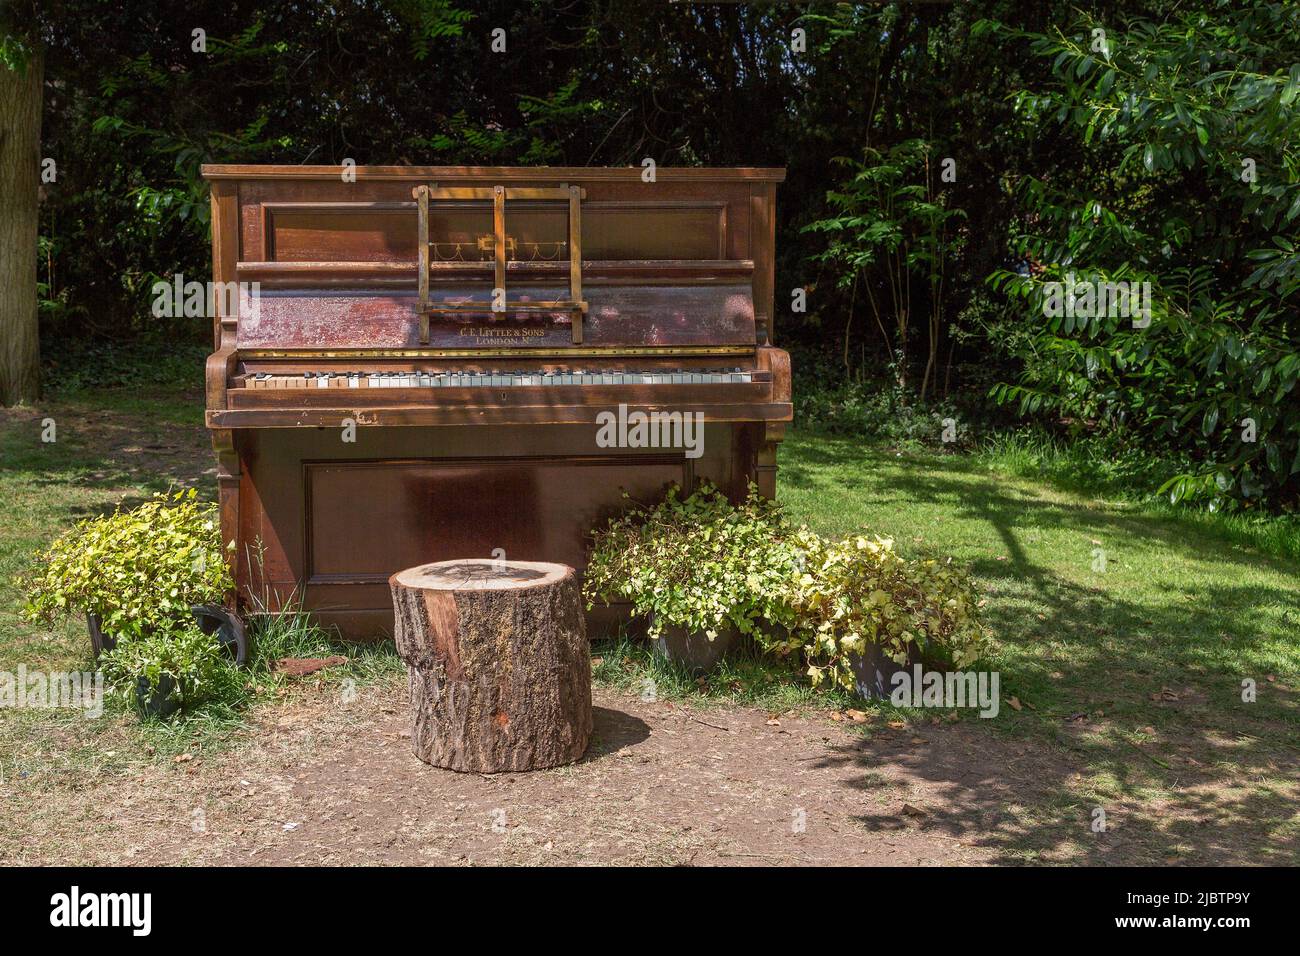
[9,676,1261,867]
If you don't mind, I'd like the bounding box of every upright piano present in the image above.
[202,165,792,638]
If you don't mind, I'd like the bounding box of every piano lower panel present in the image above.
[230,422,771,640]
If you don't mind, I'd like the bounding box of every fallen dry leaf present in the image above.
[1006,696,1023,712]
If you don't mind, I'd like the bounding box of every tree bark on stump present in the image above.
[389,559,591,773]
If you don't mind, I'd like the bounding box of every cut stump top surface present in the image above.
[390,558,574,592]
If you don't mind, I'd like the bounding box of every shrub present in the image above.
[586,484,991,695]
[584,482,803,640]
[772,534,990,691]
[21,490,233,643]
[790,346,989,448]
[981,6,1300,510]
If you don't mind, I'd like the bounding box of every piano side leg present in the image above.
[731,421,784,501]
[756,421,785,500]
[210,427,242,609]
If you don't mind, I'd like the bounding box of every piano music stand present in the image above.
[413,184,589,346]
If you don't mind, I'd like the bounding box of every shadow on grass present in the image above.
[0,395,213,520]
[783,430,1300,865]
[813,721,1299,865]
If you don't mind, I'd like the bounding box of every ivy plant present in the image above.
[20,490,233,643]
[773,534,990,692]
[584,482,804,641]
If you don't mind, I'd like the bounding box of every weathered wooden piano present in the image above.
[202,165,791,638]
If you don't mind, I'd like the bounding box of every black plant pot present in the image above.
[848,642,922,700]
[86,613,116,657]
[85,606,248,667]
[650,619,740,675]
[190,604,248,666]
[135,674,182,718]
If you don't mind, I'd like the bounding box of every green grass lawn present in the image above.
[1,385,1297,863]
[780,429,1300,860]
[782,430,1300,718]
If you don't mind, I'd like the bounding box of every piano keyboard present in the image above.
[248,369,754,389]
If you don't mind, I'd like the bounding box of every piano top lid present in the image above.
[200,164,786,183]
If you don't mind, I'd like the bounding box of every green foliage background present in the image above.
[11,0,1300,507]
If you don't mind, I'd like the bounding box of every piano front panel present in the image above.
[235,282,756,349]
[239,175,751,261]
[267,200,727,262]
[231,174,758,352]
[236,422,750,636]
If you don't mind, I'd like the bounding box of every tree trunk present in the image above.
[390,559,592,773]
[0,48,41,405]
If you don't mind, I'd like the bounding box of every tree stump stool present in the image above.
[389,559,592,773]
